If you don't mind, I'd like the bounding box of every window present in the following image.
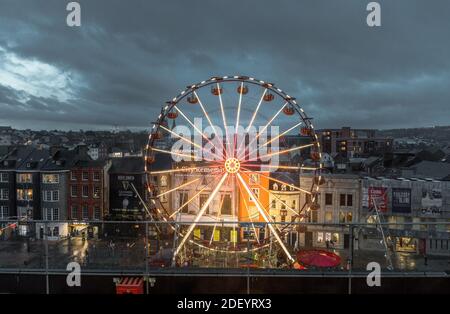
[53,208,59,220]
[0,188,9,200]
[291,200,296,209]
[249,188,259,202]
[309,209,318,223]
[0,206,8,219]
[160,175,167,187]
[17,173,32,183]
[325,193,333,206]
[94,207,101,220]
[346,212,353,222]
[93,186,101,198]
[281,184,287,191]
[280,209,287,222]
[199,194,209,214]
[71,171,77,181]
[325,211,333,223]
[221,194,232,215]
[317,232,324,243]
[249,173,259,184]
[179,191,189,213]
[43,190,59,202]
[340,194,346,206]
[271,200,276,209]
[82,205,89,219]
[71,206,79,219]
[52,226,59,237]
[82,172,89,181]
[71,185,78,197]
[347,194,353,207]
[339,211,346,223]
[17,189,33,200]
[46,208,52,220]
[280,200,286,210]
[0,173,8,183]
[82,185,89,198]
[93,171,100,181]
[42,174,59,184]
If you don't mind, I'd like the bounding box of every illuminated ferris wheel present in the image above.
[145,76,322,267]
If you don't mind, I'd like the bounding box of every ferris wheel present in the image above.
[145,75,322,267]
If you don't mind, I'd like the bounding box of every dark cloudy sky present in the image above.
[0,0,449,131]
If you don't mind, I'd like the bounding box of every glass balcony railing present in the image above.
[0,219,449,274]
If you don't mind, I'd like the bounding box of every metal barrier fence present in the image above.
[1,220,449,274]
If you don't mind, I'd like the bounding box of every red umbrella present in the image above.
[296,250,341,268]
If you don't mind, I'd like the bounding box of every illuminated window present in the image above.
[249,174,260,184]
[249,188,259,202]
[325,211,333,223]
[42,174,59,184]
[317,232,324,243]
[93,186,101,198]
[17,173,32,183]
[17,189,33,200]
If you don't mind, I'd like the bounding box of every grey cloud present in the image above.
[0,0,449,130]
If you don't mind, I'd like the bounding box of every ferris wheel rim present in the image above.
[144,75,323,259]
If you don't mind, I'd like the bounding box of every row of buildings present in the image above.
[0,145,147,240]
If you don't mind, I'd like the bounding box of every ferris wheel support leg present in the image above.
[236,173,295,265]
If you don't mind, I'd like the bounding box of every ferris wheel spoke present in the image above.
[240,165,312,195]
[209,194,226,245]
[233,82,244,158]
[173,172,229,259]
[150,147,214,162]
[236,172,295,264]
[216,82,230,159]
[193,90,227,158]
[169,176,220,219]
[159,124,220,161]
[235,88,267,159]
[238,102,288,161]
[174,105,224,161]
[236,180,260,244]
[258,143,315,160]
[155,178,201,199]
[260,121,303,148]
[239,171,299,218]
[240,163,321,172]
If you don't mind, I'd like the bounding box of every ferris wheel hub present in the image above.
[224,157,240,174]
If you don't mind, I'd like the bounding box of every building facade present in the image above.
[300,173,360,250]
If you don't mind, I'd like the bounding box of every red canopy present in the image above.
[296,250,341,268]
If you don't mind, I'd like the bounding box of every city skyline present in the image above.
[1,0,450,131]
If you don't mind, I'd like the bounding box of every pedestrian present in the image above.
[325,240,330,249]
